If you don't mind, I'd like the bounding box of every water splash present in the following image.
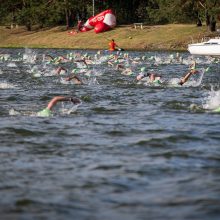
[9,108,21,116]
[88,77,99,85]
[60,102,81,114]
[203,89,220,110]
[193,68,205,87]
[0,81,16,89]
[23,48,37,63]
[7,62,17,68]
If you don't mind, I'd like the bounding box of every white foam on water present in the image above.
[0,54,10,61]
[7,62,17,67]
[88,77,99,85]
[23,48,37,64]
[33,73,42,78]
[60,102,81,114]
[94,70,103,76]
[76,62,87,69]
[167,78,180,87]
[203,89,220,110]
[192,68,205,87]
[0,81,16,89]
[9,108,21,116]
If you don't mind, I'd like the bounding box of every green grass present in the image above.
[0,24,215,50]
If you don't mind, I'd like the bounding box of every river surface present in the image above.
[0,48,220,220]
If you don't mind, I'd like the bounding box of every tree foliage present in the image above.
[0,0,219,31]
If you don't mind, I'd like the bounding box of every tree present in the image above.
[0,0,218,30]
[181,0,220,31]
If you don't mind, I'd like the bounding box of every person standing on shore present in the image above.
[77,20,83,32]
[109,39,117,51]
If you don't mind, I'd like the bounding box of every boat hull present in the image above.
[188,43,220,57]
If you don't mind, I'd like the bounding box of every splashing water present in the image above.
[0,81,16,89]
[88,77,99,85]
[23,48,37,63]
[7,62,17,68]
[203,89,220,110]
[60,102,81,115]
[9,108,21,116]
[191,68,206,87]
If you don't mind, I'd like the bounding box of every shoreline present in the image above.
[0,24,213,51]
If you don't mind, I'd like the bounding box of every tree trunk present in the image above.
[64,0,69,30]
[205,11,210,26]
[197,18,202,27]
[209,19,216,32]
[26,22,32,31]
[65,9,69,30]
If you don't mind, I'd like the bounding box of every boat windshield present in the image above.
[204,42,219,45]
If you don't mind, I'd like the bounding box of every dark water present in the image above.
[0,48,220,220]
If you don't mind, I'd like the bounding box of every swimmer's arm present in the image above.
[82,59,88,67]
[178,71,193,85]
[47,96,81,110]
[65,75,83,84]
[73,75,83,83]
[47,96,71,110]
[56,66,67,74]
[45,54,54,60]
[74,59,88,67]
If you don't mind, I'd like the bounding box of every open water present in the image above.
[0,48,220,220]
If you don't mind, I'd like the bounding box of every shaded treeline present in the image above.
[0,0,220,31]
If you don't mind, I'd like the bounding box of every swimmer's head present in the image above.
[70,97,81,105]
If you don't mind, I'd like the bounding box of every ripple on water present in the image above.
[0,49,220,220]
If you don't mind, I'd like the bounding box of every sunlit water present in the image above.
[0,48,220,220]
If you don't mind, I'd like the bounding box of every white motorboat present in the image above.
[188,37,220,57]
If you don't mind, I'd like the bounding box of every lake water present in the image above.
[0,48,220,220]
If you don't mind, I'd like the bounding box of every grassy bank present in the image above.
[0,24,215,51]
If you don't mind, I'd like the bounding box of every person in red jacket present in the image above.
[109,39,117,51]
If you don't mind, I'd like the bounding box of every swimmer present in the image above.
[178,60,199,86]
[56,66,67,75]
[74,57,88,67]
[55,55,69,63]
[44,54,54,62]
[121,67,133,76]
[65,75,83,84]
[37,96,81,117]
[136,72,162,84]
